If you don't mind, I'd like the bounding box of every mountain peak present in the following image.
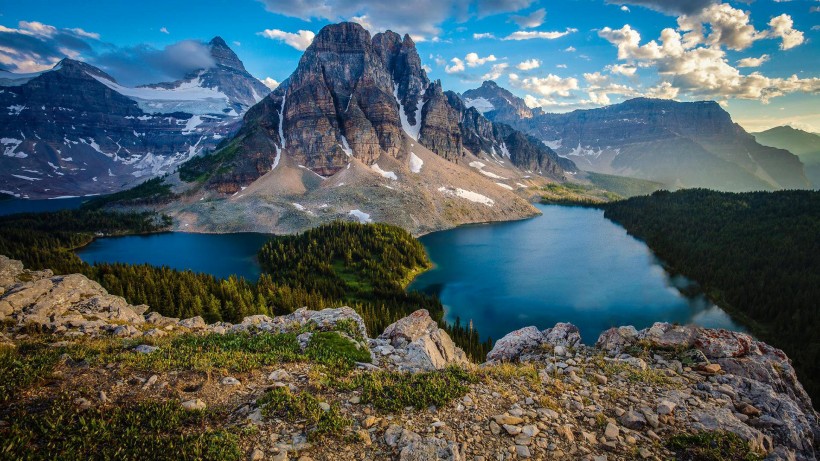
[55,58,117,82]
[481,80,500,89]
[208,36,245,72]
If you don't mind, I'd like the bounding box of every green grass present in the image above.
[1,397,241,460]
[667,431,763,461]
[350,366,476,412]
[258,387,351,440]
[539,182,621,206]
[585,172,665,198]
[68,333,302,373]
[0,343,62,403]
[305,331,372,374]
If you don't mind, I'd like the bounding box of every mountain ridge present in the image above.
[467,82,810,192]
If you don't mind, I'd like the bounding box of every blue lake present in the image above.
[73,204,743,343]
[77,232,272,280]
[408,204,743,343]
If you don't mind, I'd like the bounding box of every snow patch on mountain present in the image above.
[372,163,398,180]
[409,152,423,173]
[438,186,494,206]
[464,97,494,114]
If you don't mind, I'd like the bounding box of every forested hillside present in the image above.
[603,189,820,402]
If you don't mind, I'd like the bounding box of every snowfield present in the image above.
[463,97,494,113]
[371,164,398,180]
[409,152,423,173]
[437,186,495,207]
[348,209,372,223]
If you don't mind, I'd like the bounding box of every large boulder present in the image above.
[0,255,24,292]
[486,322,582,362]
[486,326,543,362]
[0,265,145,334]
[258,306,369,338]
[376,309,469,372]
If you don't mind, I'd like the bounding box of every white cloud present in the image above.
[473,32,496,39]
[645,81,679,99]
[262,77,280,90]
[503,28,577,40]
[160,27,169,35]
[258,0,535,37]
[611,0,717,15]
[445,57,465,74]
[621,5,630,12]
[767,14,804,50]
[564,46,576,52]
[510,8,546,28]
[516,59,541,70]
[736,54,769,68]
[464,52,497,67]
[556,64,567,68]
[258,29,316,51]
[607,63,637,76]
[598,24,820,103]
[482,63,509,80]
[509,72,579,97]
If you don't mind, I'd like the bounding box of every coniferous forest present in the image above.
[603,189,820,402]
[0,211,491,360]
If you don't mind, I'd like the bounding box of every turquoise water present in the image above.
[74,204,743,343]
[76,232,271,280]
[408,204,743,344]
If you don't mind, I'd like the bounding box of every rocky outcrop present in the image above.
[490,320,818,460]
[486,323,581,362]
[373,309,469,372]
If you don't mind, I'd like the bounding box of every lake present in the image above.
[408,204,743,344]
[0,197,87,216]
[74,204,743,343]
[77,232,272,280]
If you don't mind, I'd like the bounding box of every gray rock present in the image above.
[179,316,206,329]
[133,344,159,354]
[378,309,468,372]
[618,410,647,430]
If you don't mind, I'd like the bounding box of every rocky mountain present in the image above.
[470,85,810,192]
[754,126,820,187]
[2,254,817,460]
[0,38,268,199]
[166,22,574,235]
[462,80,539,121]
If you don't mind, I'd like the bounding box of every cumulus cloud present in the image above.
[598,24,819,103]
[473,32,496,39]
[464,52,497,67]
[607,63,637,76]
[262,77,280,90]
[516,59,540,70]
[620,5,630,12]
[767,14,804,50]
[736,54,769,68]
[160,27,169,34]
[0,20,98,72]
[510,8,546,28]
[503,28,577,40]
[508,72,579,97]
[445,57,465,74]
[645,81,679,99]
[257,0,534,37]
[482,63,509,80]
[258,29,316,51]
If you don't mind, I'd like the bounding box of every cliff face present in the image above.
[200,22,573,194]
[2,254,817,461]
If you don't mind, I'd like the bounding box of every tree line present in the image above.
[603,189,820,404]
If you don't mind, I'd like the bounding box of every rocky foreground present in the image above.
[1,255,818,460]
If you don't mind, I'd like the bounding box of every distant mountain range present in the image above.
[753,126,820,187]
[465,81,810,192]
[0,37,269,199]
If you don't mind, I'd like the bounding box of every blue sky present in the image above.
[1,0,818,131]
